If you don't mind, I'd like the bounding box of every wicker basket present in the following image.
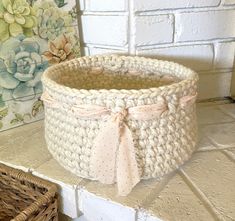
[41,55,198,195]
[0,163,58,221]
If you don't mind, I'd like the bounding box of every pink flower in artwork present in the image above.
[43,34,75,64]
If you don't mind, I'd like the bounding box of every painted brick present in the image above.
[81,16,128,46]
[182,151,235,219]
[80,176,170,210]
[135,15,174,46]
[198,72,232,99]
[214,42,235,69]
[87,0,126,11]
[77,0,85,10]
[175,10,235,42]
[224,0,235,5]
[133,0,221,11]
[78,190,136,221]
[88,47,128,55]
[137,44,214,71]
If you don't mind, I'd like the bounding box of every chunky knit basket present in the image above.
[41,55,198,195]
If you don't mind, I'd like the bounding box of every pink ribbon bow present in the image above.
[41,92,197,196]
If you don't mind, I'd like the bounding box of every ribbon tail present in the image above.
[90,119,120,184]
[116,124,140,196]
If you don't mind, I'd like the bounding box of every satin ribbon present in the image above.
[41,92,197,196]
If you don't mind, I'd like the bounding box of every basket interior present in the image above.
[49,57,183,90]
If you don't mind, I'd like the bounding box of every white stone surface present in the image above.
[138,44,214,71]
[182,151,235,219]
[133,0,221,11]
[140,174,214,221]
[135,15,174,46]
[197,105,234,125]
[78,190,136,221]
[0,121,51,171]
[86,0,126,11]
[175,10,235,42]
[81,16,128,46]
[224,0,235,5]
[219,103,235,118]
[203,122,235,148]
[225,148,235,160]
[1,103,235,220]
[198,72,232,100]
[214,42,235,69]
[197,127,215,151]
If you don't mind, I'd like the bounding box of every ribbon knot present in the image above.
[41,91,197,196]
[112,108,128,127]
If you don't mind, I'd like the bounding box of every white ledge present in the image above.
[0,102,235,221]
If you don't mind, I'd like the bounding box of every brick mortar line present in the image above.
[82,43,128,49]
[199,68,235,74]
[203,131,235,150]
[137,172,175,208]
[135,6,235,16]
[199,120,235,127]
[136,38,235,50]
[196,145,235,153]
[217,106,235,120]
[128,0,135,54]
[178,169,224,221]
[77,11,128,16]
[221,149,235,162]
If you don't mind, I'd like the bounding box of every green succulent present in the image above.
[54,0,67,8]
[33,0,74,41]
[0,0,37,42]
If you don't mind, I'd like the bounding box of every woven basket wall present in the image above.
[42,55,198,182]
[0,163,58,221]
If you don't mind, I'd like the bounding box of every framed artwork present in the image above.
[0,0,81,131]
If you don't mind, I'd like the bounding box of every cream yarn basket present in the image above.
[41,55,198,195]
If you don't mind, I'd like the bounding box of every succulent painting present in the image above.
[54,0,67,8]
[0,0,37,42]
[33,0,74,41]
[0,35,48,101]
[43,34,76,64]
[0,0,80,131]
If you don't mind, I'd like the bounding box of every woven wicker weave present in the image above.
[0,163,58,221]
[42,55,198,183]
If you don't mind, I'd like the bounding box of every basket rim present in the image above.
[0,163,57,221]
[41,55,198,98]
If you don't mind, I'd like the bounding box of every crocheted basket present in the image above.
[41,55,198,196]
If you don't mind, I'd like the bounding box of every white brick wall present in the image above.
[224,0,235,5]
[137,44,214,71]
[78,1,235,100]
[135,15,174,46]
[175,10,235,42]
[86,0,126,11]
[133,0,221,11]
[214,42,235,69]
[81,16,128,46]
